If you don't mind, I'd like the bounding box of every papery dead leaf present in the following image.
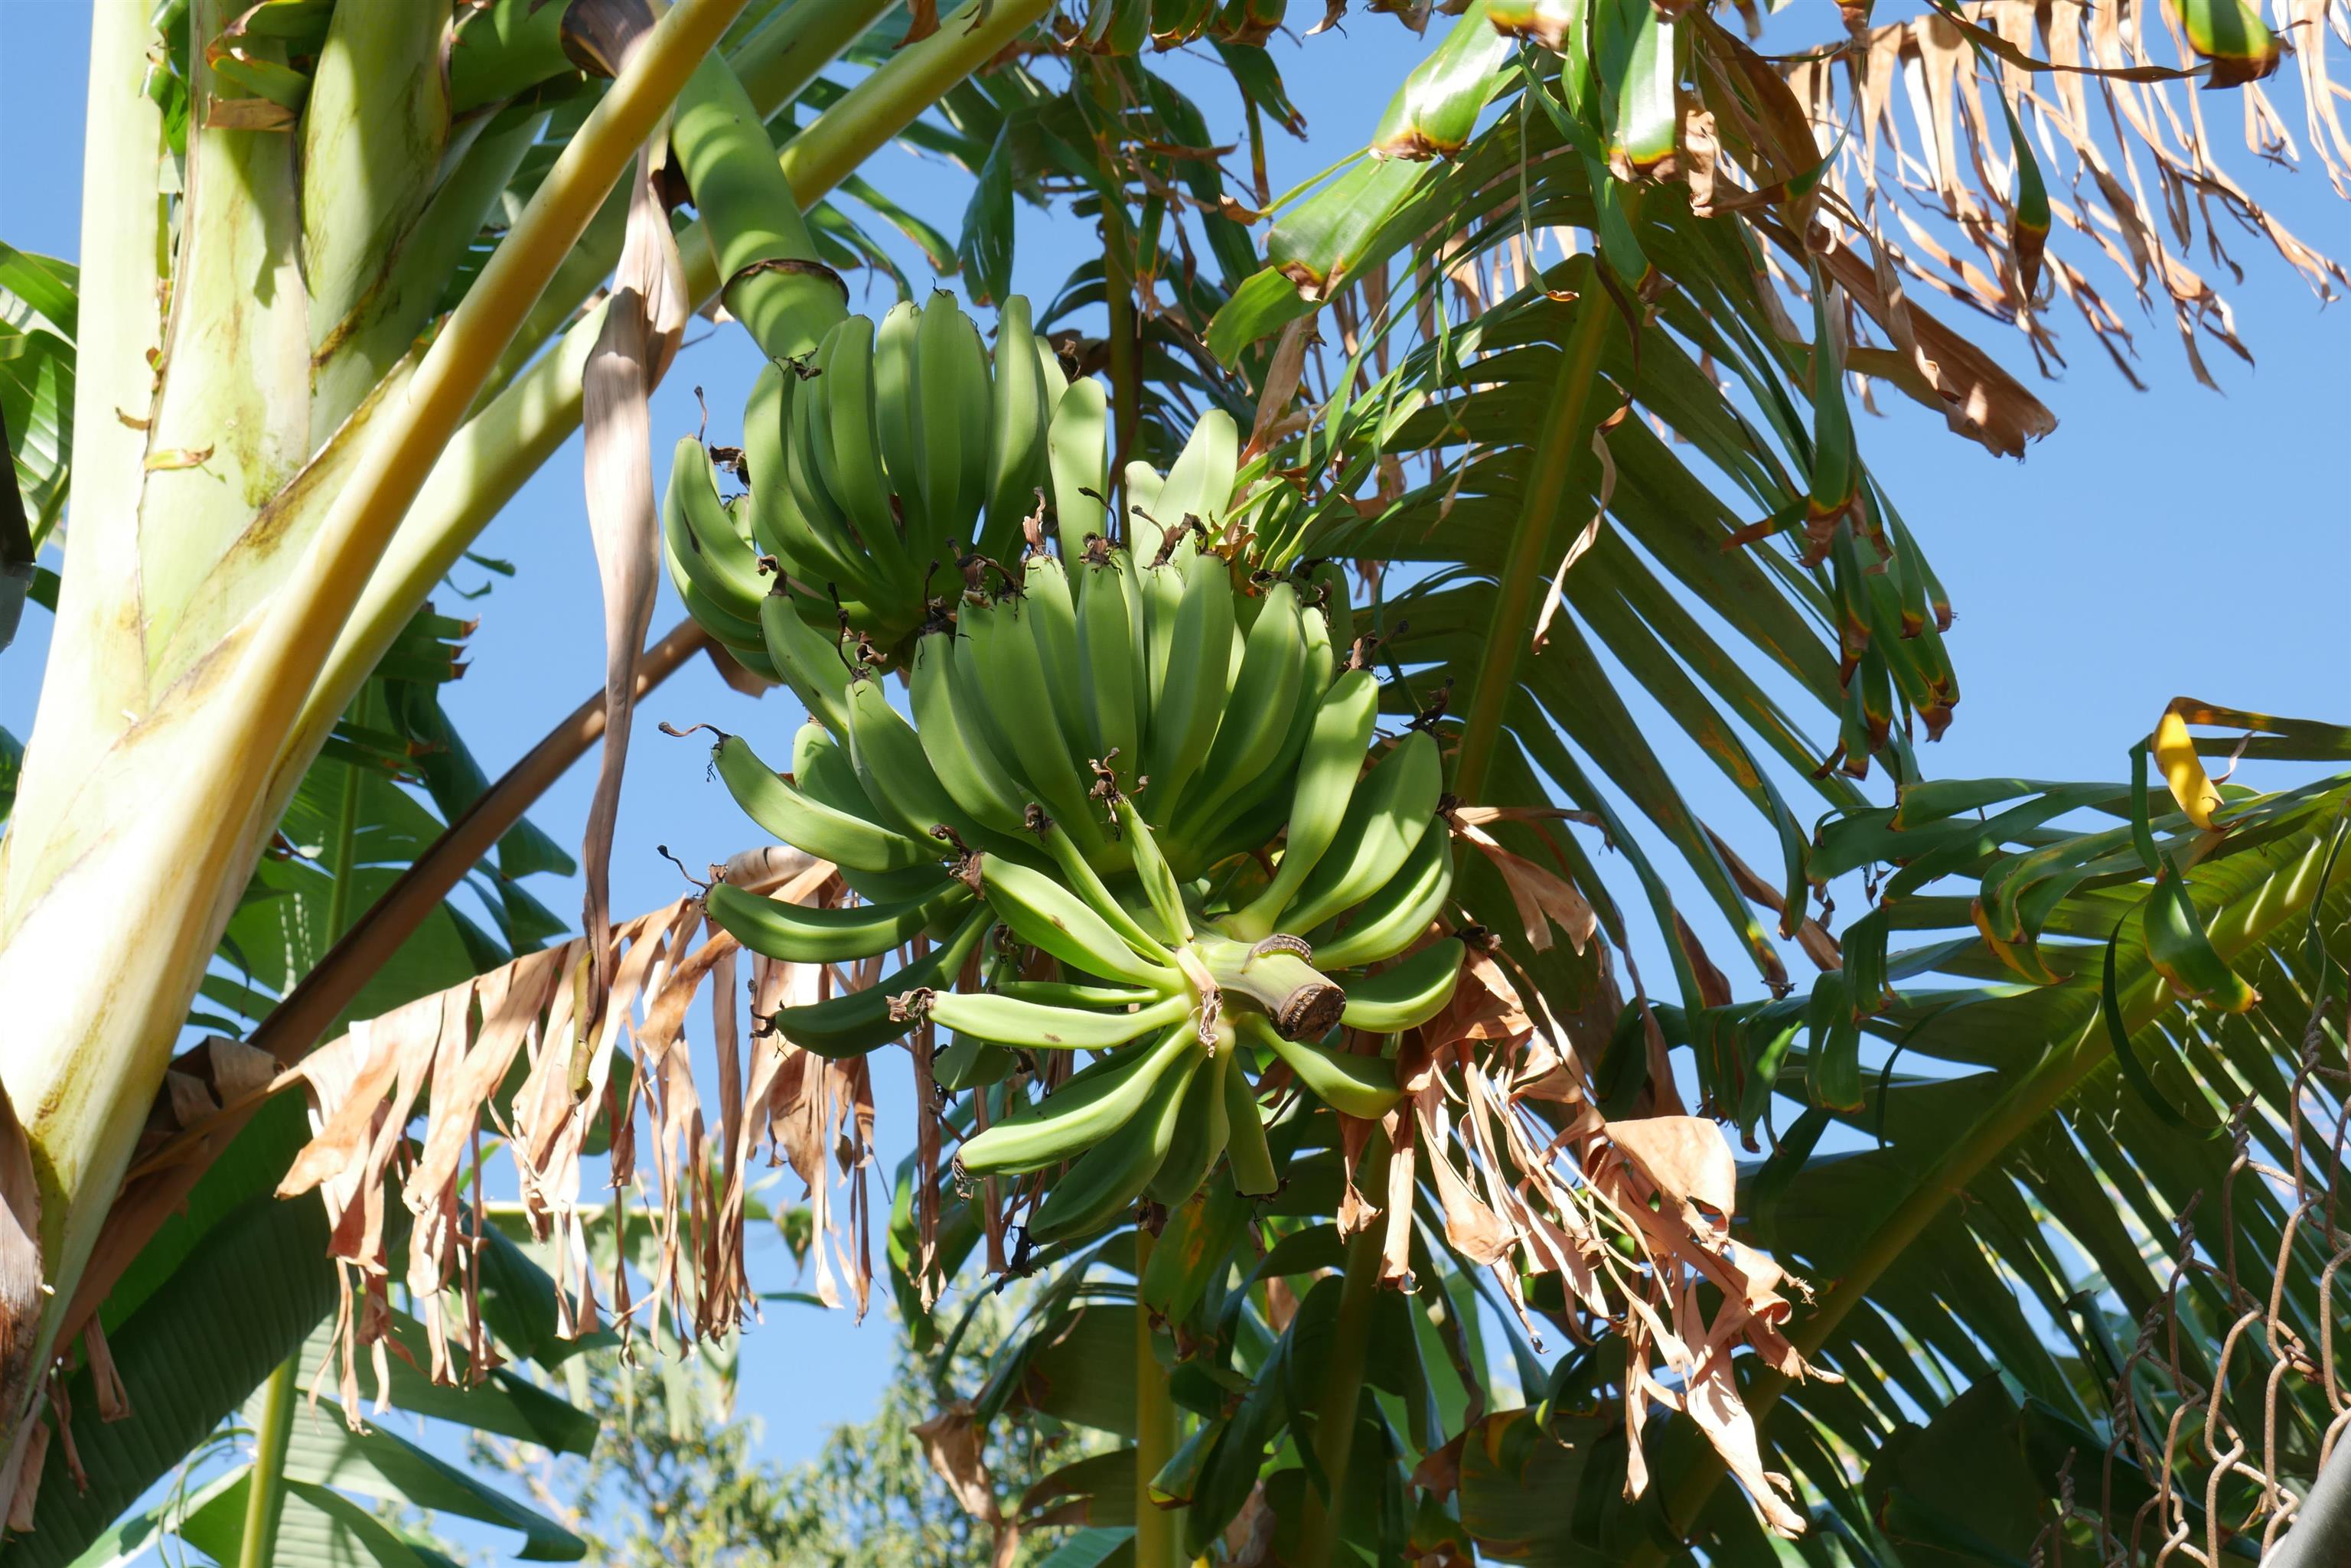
[579,118,689,1030]
[1606,1114,1739,1228]
[1449,815,1597,954]
[913,1399,1002,1522]
[272,856,875,1397]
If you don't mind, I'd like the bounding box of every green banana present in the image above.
[765,904,992,1058]
[1155,407,1239,536]
[757,588,855,738]
[947,305,995,556]
[1176,579,1306,830]
[995,980,1165,1008]
[699,729,932,874]
[664,538,767,650]
[1241,1014,1402,1120]
[962,593,1108,859]
[807,315,902,572]
[1021,554,1094,778]
[920,988,1192,1049]
[707,878,970,964]
[1181,599,1335,872]
[787,339,889,598]
[1075,546,1143,789]
[915,291,983,562]
[1221,1056,1278,1196]
[1230,666,1380,937]
[1146,1045,1232,1208]
[1027,1043,1205,1243]
[983,293,1049,559]
[976,852,1176,988]
[741,361,793,559]
[662,435,767,620]
[1048,378,1110,543]
[747,364,886,605]
[843,676,997,852]
[956,1024,1194,1175]
[1125,460,1168,558]
[873,299,931,537]
[1311,822,1455,970]
[1280,729,1443,934]
[907,629,1031,836]
[1137,534,1188,741]
[1142,543,1237,820]
[1336,936,1465,1032]
[1114,795,1194,944]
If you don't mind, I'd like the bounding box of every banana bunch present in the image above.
[692,403,1465,1244]
[663,291,1088,663]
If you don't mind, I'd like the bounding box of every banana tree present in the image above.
[4,0,2349,1562]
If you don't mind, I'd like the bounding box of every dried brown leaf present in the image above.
[579,129,689,1031]
[1449,817,1597,954]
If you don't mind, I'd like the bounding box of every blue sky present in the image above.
[4,0,2348,1504]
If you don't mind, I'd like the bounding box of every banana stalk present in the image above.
[235,1353,302,1568]
[671,51,847,361]
[300,0,455,431]
[1293,1130,1390,1567]
[1134,1228,1181,1568]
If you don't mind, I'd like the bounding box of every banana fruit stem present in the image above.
[1197,937,1344,1041]
[1134,1227,1180,1568]
[1294,1129,1389,1566]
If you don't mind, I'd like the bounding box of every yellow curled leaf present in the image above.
[2154,703,2222,831]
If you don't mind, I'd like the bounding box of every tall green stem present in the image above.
[1449,281,1613,805]
[1133,1228,1179,1568]
[1295,1132,1390,1566]
[236,1351,301,1568]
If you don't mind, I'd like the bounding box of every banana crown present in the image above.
[688,396,1467,1238]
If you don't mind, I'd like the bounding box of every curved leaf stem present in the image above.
[1449,285,1614,804]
